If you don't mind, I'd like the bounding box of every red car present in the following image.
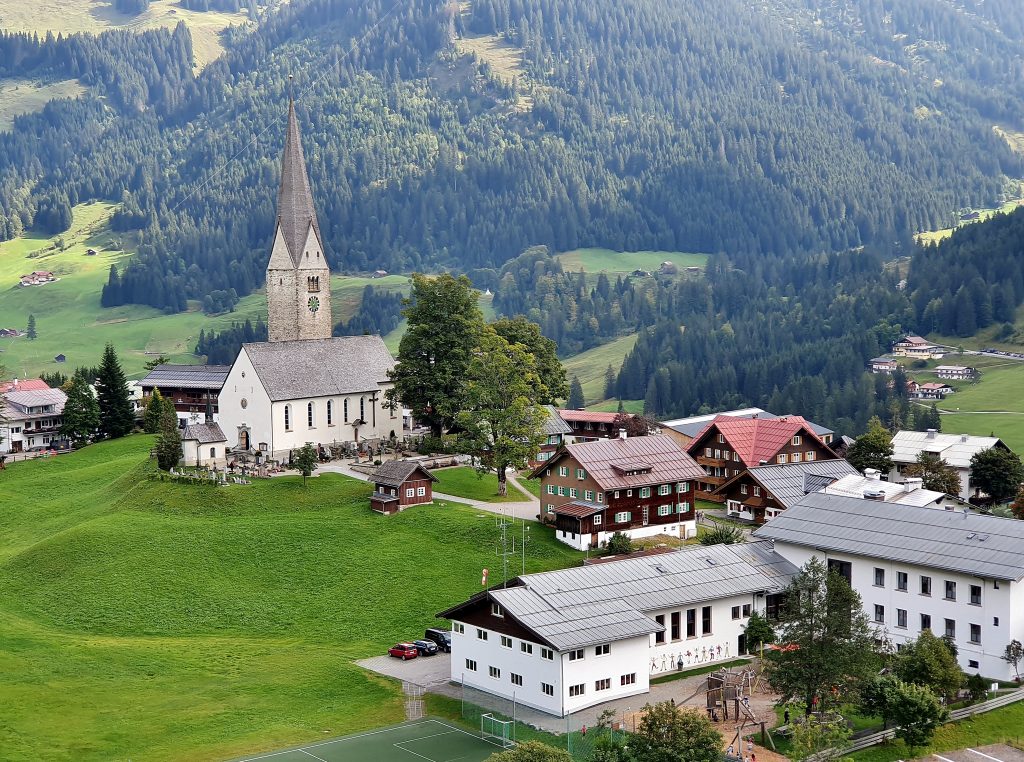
[388,643,419,660]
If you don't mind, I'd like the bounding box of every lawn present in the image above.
[562,334,640,403]
[937,363,1024,413]
[0,436,580,761]
[0,0,256,69]
[0,78,86,131]
[850,701,1024,761]
[0,201,409,377]
[937,412,1024,454]
[431,465,531,503]
[587,399,644,414]
[555,248,707,276]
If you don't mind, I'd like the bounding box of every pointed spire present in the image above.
[275,91,322,268]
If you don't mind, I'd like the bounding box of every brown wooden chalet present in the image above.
[713,459,858,524]
[530,433,704,550]
[370,460,437,514]
[139,364,231,421]
[557,409,633,441]
[687,415,838,502]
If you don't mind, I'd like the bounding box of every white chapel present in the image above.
[217,99,400,462]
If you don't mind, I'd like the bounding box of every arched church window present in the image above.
[327,400,333,425]
[307,276,319,292]
[210,447,216,458]
[284,405,291,431]
[307,402,315,428]
[360,396,365,421]
[343,399,349,423]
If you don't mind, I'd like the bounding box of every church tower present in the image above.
[266,97,332,343]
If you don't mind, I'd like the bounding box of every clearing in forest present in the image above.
[0,78,85,131]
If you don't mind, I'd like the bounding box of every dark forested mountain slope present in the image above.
[1,0,1023,312]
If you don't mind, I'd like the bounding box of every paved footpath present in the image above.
[316,460,541,522]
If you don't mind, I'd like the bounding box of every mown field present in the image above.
[0,202,412,377]
[431,465,530,503]
[555,248,707,276]
[562,334,638,403]
[0,436,580,761]
[0,0,256,69]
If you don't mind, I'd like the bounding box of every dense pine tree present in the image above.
[95,343,135,439]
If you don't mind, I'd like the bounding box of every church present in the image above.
[217,100,400,463]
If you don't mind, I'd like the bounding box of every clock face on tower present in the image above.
[307,296,320,313]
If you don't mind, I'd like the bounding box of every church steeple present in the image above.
[266,94,333,343]
[275,95,323,267]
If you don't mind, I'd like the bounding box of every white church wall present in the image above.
[218,348,273,455]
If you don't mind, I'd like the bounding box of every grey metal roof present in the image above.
[663,408,834,439]
[243,336,395,401]
[275,99,323,267]
[140,364,231,390]
[823,474,949,507]
[891,430,1003,469]
[372,459,436,488]
[182,422,227,444]
[737,460,859,508]
[482,541,797,650]
[541,405,573,436]
[753,492,1024,581]
[3,388,67,412]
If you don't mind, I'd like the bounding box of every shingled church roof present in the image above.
[275,98,323,268]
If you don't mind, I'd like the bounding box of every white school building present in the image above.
[438,541,795,716]
[755,492,1024,680]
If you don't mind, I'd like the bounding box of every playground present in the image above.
[234,718,511,762]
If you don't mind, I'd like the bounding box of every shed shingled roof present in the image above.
[371,460,437,488]
[753,492,1024,581]
[541,405,573,436]
[242,336,395,401]
[182,422,227,444]
[140,364,231,390]
[715,459,859,508]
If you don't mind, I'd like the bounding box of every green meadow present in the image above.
[555,248,707,276]
[0,78,86,131]
[562,333,639,403]
[0,436,581,761]
[431,465,530,503]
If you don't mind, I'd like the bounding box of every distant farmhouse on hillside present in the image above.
[19,271,57,287]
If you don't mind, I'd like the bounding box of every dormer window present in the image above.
[491,603,504,618]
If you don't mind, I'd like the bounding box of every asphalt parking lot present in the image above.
[921,745,1024,762]
[357,651,452,687]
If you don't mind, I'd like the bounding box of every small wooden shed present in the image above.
[370,460,438,515]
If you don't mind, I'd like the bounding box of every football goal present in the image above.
[480,713,515,748]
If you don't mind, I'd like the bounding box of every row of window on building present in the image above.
[654,605,715,643]
[870,567,990,604]
[282,397,369,431]
[464,658,637,697]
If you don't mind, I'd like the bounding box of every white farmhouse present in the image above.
[0,386,66,454]
[755,492,1024,680]
[438,542,795,716]
[889,429,1009,501]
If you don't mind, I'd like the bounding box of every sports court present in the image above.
[923,745,1024,762]
[235,717,513,762]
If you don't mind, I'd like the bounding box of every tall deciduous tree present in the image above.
[766,556,880,715]
[457,328,546,496]
[893,629,964,701]
[491,316,568,404]
[60,377,100,447]
[96,343,134,439]
[788,712,852,762]
[1003,639,1024,681]
[155,405,182,470]
[143,389,165,434]
[630,701,722,762]
[846,416,894,474]
[903,452,961,495]
[969,447,1024,503]
[386,274,483,437]
[566,376,585,409]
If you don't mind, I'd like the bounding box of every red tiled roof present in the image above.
[540,434,704,490]
[0,378,50,394]
[919,383,949,390]
[688,415,833,466]
[558,409,628,424]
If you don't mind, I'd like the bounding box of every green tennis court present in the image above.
[236,718,510,762]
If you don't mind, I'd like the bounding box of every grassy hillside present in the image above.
[562,334,639,403]
[0,436,580,761]
[915,199,1024,245]
[0,0,256,69]
[0,78,85,131]
[555,248,707,278]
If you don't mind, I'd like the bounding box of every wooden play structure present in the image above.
[704,666,778,752]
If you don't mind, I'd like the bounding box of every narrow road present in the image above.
[316,460,541,522]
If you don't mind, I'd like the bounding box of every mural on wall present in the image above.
[649,641,731,674]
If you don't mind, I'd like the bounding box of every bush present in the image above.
[606,532,633,556]
[699,524,743,545]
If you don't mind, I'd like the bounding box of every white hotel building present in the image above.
[438,542,795,716]
[755,492,1024,680]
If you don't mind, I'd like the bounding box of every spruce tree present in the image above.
[26,314,36,340]
[60,377,100,447]
[143,389,165,434]
[567,375,585,409]
[96,343,134,438]
[155,405,182,470]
